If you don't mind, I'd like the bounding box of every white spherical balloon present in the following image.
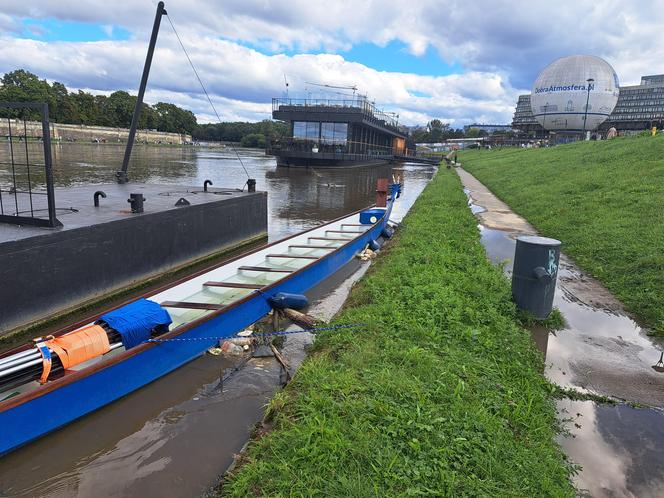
[531,55,619,131]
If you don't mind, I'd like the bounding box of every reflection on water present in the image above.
[476,223,664,407]
[0,143,435,241]
[558,399,664,498]
[464,183,664,497]
[0,143,436,496]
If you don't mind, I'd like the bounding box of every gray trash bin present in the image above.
[511,235,561,319]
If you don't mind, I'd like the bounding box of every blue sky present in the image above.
[234,37,463,77]
[19,18,131,42]
[0,1,660,125]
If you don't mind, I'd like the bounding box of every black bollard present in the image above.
[511,236,561,319]
[246,178,256,192]
[127,193,145,213]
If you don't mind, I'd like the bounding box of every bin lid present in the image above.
[516,235,561,246]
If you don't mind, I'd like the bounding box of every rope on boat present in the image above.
[145,323,366,343]
[165,13,251,185]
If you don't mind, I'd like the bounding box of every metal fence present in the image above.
[272,97,400,130]
[0,102,61,228]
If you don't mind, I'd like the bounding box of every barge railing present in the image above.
[272,98,400,131]
[268,137,441,164]
[267,137,397,161]
[0,102,61,228]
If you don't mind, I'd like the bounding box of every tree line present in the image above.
[0,69,197,134]
[193,120,289,146]
[0,69,506,145]
[0,69,291,144]
[410,119,465,142]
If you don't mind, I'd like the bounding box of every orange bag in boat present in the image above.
[46,325,110,369]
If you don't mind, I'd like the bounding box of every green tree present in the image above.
[0,69,53,119]
[240,132,266,148]
[466,128,489,138]
[102,91,136,127]
[154,102,197,134]
[50,81,80,123]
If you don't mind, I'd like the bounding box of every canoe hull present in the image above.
[0,214,388,455]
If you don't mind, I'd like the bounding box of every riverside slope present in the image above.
[221,168,574,497]
[461,134,664,335]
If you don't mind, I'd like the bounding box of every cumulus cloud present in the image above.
[0,0,662,125]
[0,33,518,126]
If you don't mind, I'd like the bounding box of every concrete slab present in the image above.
[0,183,267,333]
[0,183,251,243]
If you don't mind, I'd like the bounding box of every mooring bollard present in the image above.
[511,235,561,319]
[127,193,145,213]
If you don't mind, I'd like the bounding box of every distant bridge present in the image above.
[393,154,440,165]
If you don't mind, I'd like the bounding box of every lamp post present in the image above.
[542,102,549,139]
[582,78,594,139]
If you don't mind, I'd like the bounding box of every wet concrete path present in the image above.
[457,167,664,498]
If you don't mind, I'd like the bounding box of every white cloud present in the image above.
[0,33,519,126]
[0,0,663,125]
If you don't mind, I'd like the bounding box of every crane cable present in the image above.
[165,14,251,185]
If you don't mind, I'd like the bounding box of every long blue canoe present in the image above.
[0,182,400,455]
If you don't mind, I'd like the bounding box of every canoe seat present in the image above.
[288,244,337,250]
[161,301,225,310]
[238,266,294,273]
[308,237,349,242]
[266,254,318,260]
[203,281,264,289]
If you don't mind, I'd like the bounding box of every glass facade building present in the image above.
[512,74,664,136]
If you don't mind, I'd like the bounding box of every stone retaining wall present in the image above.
[0,120,191,144]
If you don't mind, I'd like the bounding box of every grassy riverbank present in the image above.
[461,134,664,334]
[222,169,573,496]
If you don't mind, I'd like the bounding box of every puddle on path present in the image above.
[457,168,664,497]
[558,399,664,498]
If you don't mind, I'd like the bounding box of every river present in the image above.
[0,143,436,497]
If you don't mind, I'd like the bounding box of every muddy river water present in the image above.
[0,144,435,496]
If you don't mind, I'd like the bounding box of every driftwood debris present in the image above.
[270,344,291,381]
[282,308,316,329]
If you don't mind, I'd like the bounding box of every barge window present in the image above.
[293,121,320,140]
[321,122,348,144]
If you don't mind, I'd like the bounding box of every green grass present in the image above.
[460,134,664,334]
[221,169,574,497]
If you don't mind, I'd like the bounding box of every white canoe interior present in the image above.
[0,210,377,400]
[157,213,372,328]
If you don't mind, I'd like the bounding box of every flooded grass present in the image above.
[460,134,664,335]
[518,308,566,331]
[221,169,574,496]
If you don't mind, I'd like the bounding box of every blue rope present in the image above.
[146,323,365,343]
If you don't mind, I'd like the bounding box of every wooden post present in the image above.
[376,178,388,207]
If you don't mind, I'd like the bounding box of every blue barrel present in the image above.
[268,292,309,310]
[511,236,561,319]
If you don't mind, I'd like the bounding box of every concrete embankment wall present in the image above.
[0,186,266,334]
[0,120,191,144]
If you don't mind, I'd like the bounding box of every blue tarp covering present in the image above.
[100,298,172,349]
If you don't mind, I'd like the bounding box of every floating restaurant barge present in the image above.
[269,96,410,167]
